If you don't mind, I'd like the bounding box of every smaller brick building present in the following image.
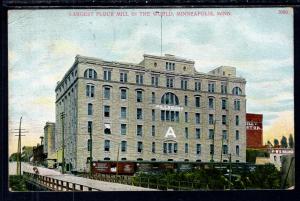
[246,113,263,148]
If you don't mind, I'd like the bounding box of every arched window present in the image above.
[232,87,242,95]
[161,92,179,105]
[84,69,97,79]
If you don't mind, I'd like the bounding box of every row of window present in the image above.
[83,68,243,94]
[89,105,241,126]
[87,121,240,140]
[86,86,242,110]
[98,140,240,156]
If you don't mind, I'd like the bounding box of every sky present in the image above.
[8,8,294,155]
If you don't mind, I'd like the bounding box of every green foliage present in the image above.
[246,149,269,163]
[9,175,28,191]
[9,153,19,162]
[245,164,281,189]
[274,139,279,146]
[281,136,288,148]
[288,134,294,148]
[133,164,281,190]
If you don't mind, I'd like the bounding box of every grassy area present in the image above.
[9,175,28,191]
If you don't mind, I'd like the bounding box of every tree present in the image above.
[288,134,294,148]
[273,139,279,146]
[281,136,288,148]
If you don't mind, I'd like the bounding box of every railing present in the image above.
[23,172,100,191]
[84,173,212,191]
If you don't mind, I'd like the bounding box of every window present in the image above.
[166,77,174,88]
[274,156,277,161]
[120,72,128,83]
[163,143,167,153]
[104,106,110,117]
[208,98,214,109]
[87,139,91,151]
[174,143,178,153]
[209,129,214,139]
[181,79,188,90]
[196,128,201,139]
[235,130,239,140]
[196,144,201,155]
[137,141,143,153]
[84,69,97,79]
[168,143,173,153]
[136,74,143,85]
[222,130,227,140]
[184,96,188,106]
[195,81,201,91]
[103,69,112,81]
[236,145,240,156]
[208,82,215,93]
[222,115,227,125]
[210,144,214,155]
[185,143,189,153]
[161,111,165,121]
[88,103,93,115]
[88,121,93,133]
[161,92,179,105]
[151,75,159,87]
[222,145,228,154]
[185,112,188,123]
[104,87,110,99]
[221,82,227,94]
[161,110,179,122]
[152,109,155,121]
[232,87,242,95]
[195,96,200,107]
[209,114,214,125]
[137,125,143,136]
[121,141,127,152]
[104,140,110,151]
[120,107,127,119]
[86,84,95,98]
[152,125,155,136]
[152,92,155,103]
[152,142,155,153]
[136,91,143,102]
[234,100,241,111]
[195,113,200,124]
[235,115,239,126]
[222,99,227,110]
[137,108,143,120]
[104,123,111,134]
[120,89,127,100]
[121,124,127,135]
[166,62,175,71]
[185,127,189,139]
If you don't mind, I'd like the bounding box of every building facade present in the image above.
[44,122,56,156]
[246,113,263,148]
[55,54,247,172]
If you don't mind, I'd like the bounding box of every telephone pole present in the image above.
[14,116,28,175]
[16,116,22,175]
[116,143,120,176]
[60,112,65,174]
[88,123,93,177]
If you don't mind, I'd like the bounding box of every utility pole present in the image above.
[16,116,22,175]
[229,153,232,190]
[60,112,65,174]
[160,14,162,56]
[116,143,120,176]
[88,122,93,177]
[211,119,216,163]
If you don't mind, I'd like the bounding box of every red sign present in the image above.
[246,113,263,148]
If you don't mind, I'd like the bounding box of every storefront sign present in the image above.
[155,105,183,111]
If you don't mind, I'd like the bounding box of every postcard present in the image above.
[8,7,294,191]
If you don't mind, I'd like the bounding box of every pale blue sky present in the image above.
[8,8,294,153]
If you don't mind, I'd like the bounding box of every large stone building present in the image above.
[55,54,247,172]
[44,122,56,156]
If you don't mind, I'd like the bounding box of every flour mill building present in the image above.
[55,54,246,172]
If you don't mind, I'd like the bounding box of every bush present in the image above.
[9,175,28,191]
